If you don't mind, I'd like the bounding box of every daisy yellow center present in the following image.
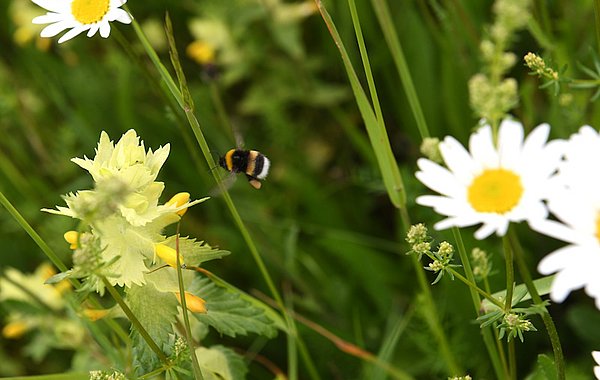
[71,0,110,24]
[467,169,523,214]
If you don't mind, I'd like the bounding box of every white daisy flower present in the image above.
[594,351,600,379]
[416,119,564,240]
[31,0,132,44]
[531,126,600,309]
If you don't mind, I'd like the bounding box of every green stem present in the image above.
[502,234,515,312]
[369,0,431,139]
[102,277,169,365]
[451,228,506,379]
[595,0,600,55]
[401,221,460,374]
[483,276,509,376]
[508,339,516,380]
[0,191,69,273]
[508,228,565,380]
[174,224,204,380]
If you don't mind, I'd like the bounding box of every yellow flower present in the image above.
[187,40,216,65]
[176,292,207,313]
[155,243,184,268]
[64,230,79,249]
[165,192,191,216]
[2,321,29,339]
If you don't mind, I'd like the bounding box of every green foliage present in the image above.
[190,276,278,339]
[196,345,248,380]
[127,282,179,373]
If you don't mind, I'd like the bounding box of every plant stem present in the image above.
[508,339,516,380]
[508,227,565,380]
[174,223,204,380]
[502,235,515,312]
[0,191,69,273]
[102,276,169,364]
[451,228,507,379]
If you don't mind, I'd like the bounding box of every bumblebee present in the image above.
[219,149,270,189]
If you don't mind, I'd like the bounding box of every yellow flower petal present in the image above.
[176,292,207,313]
[165,192,191,216]
[155,243,184,268]
[2,321,28,339]
[64,230,79,249]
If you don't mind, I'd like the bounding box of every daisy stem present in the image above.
[508,227,565,380]
[451,228,507,379]
[174,224,204,380]
[101,276,169,365]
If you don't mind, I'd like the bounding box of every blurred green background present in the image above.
[1,0,600,378]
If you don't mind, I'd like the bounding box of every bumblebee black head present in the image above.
[218,155,227,170]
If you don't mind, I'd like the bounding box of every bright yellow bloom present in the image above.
[155,243,184,268]
[2,321,29,339]
[176,292,207,313]
[64,230,79,249]
[165,192,191,216]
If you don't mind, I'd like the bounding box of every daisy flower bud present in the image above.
[176,292,207,314]
[420,137,442,163]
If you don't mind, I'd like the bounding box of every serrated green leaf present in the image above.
[126,283,179,374]
[162,236,230,266]
[196,345,248,380]
[189,277,277,338]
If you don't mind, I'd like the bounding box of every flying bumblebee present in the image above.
[219,149,270,189]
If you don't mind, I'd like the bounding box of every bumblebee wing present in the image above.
[208,172,238,196]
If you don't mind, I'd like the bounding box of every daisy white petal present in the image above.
[87,24,100,37]
[593,351,600,379]
[58,25,89,43]
[32,13,65,24]
[99,22,111,38]
[498,119,524,168]
[40,21,74,38]
[415,118,563,239]
[109,8,132,24]
[469,125,498,168]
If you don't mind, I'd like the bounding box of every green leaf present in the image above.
[44,270,72,285]
[162,235,230,266]
[126,282,179,374]
[189,276,278,338]
[525,354,557,380]
[196,345,248,380]
[480,275,555,313]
